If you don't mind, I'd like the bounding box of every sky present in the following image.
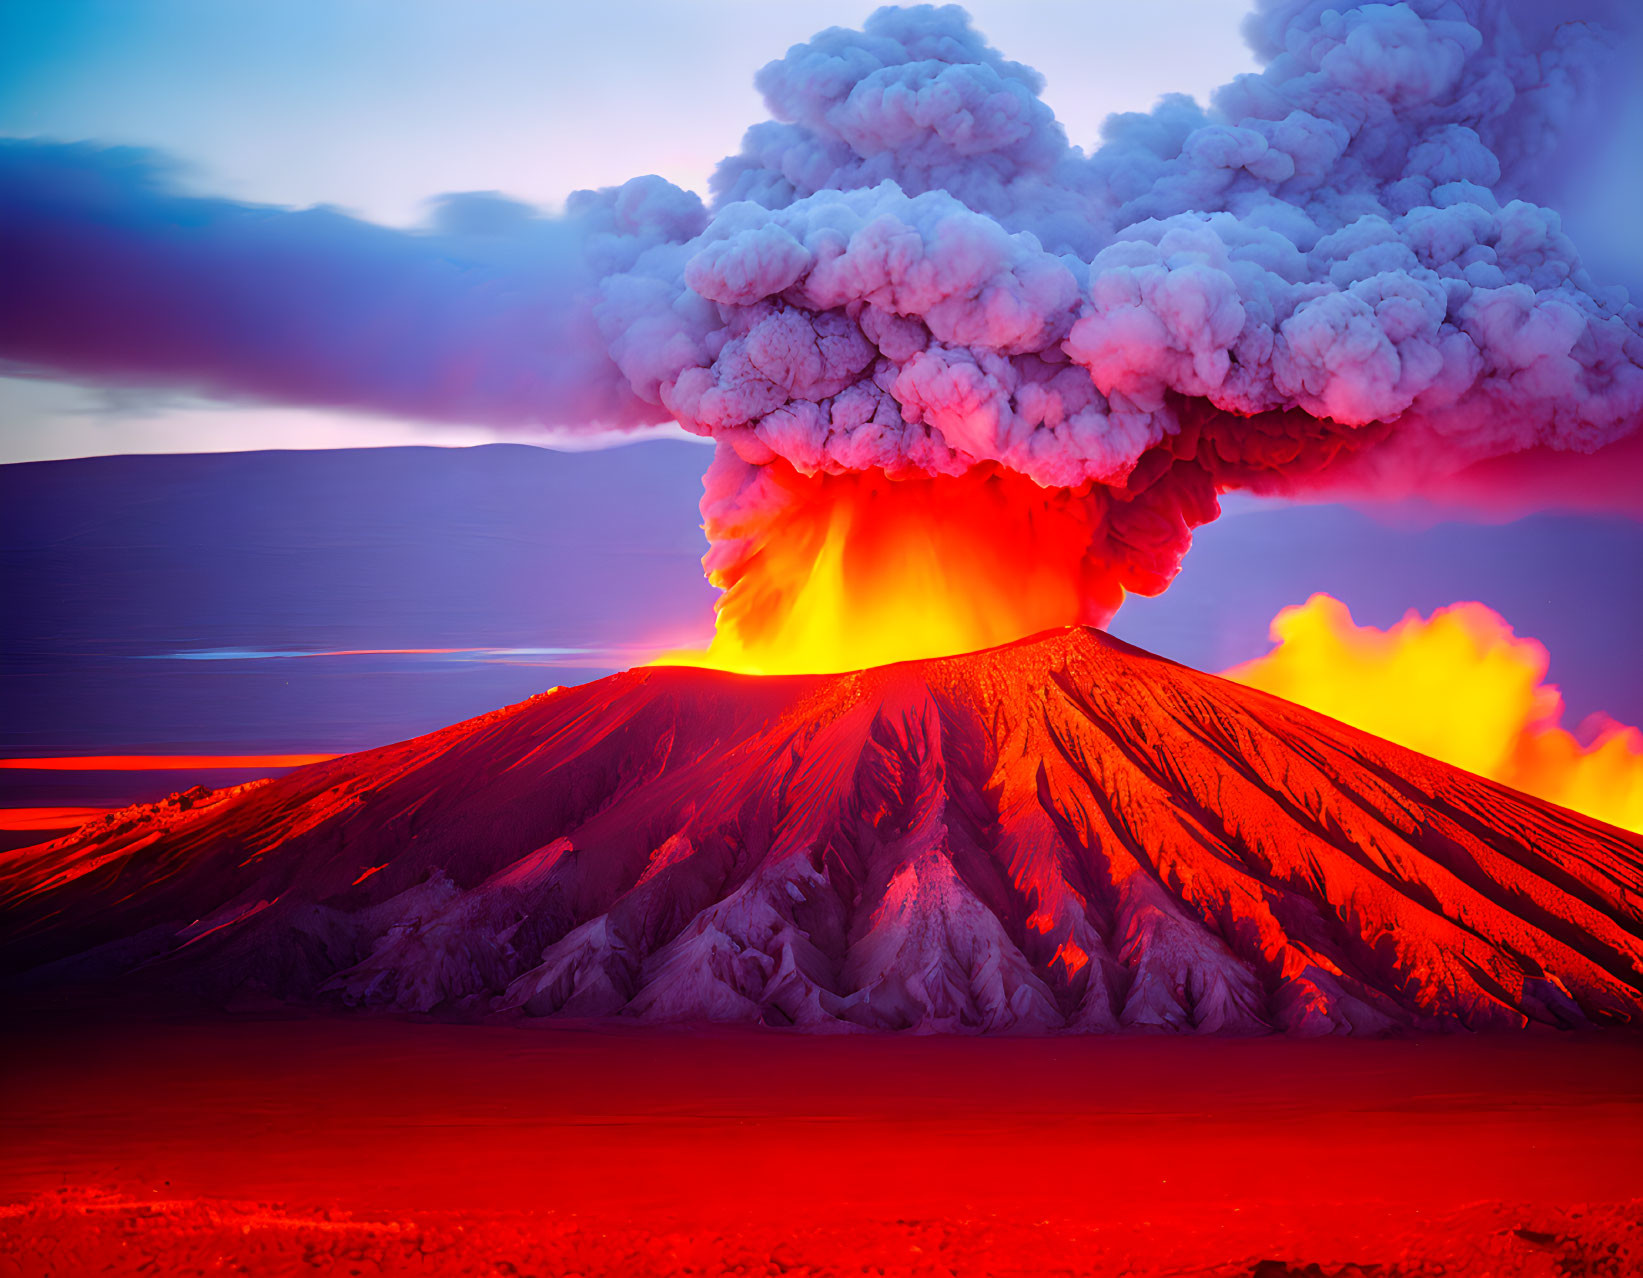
[0,0,1267,461]
[1,0,1261,220]
[0,0,1639,782]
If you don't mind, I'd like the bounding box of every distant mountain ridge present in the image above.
[3,627,1641,1033]
[5,443,1640,769]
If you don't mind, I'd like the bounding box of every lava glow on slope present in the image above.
[653,465,1138,676]
[1225,594,1643,834]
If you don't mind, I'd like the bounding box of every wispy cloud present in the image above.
[146,644,685,667]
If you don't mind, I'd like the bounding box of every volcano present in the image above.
[4,627,1641,1034]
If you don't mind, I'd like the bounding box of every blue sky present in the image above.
[0,0,1267,461]
[1,1,1259,220]
[3,0,1636,459]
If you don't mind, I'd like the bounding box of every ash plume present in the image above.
[2,0,1639,624]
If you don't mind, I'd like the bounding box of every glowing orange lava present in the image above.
[1224,594,1643,833]
[655,464,1121,676]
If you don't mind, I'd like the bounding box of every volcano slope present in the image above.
[3,627,1641,1033]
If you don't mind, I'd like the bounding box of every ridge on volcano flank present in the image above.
[3,628,1641,1034]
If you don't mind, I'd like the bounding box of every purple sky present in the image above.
[3,444,1638,762]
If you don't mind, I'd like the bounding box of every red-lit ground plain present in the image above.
[2,1017,1639,1276]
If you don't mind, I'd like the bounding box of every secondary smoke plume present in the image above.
[1225,594,1643,833]
[2,1,1639,669]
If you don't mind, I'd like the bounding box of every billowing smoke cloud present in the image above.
[0,143,702,430]
[2,0,1640,632]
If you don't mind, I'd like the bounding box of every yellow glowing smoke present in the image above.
[1224,594,1643,834]
[653,466,1114,676]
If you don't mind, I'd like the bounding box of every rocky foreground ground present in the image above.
[3,1021,1640,1278]
[2,1191,1640,1278]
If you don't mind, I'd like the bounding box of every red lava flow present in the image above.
[1,1016,1639,1275]
[0,808,111,832]
[0,754,339,771]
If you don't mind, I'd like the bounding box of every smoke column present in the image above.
[2,1,1639,669]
